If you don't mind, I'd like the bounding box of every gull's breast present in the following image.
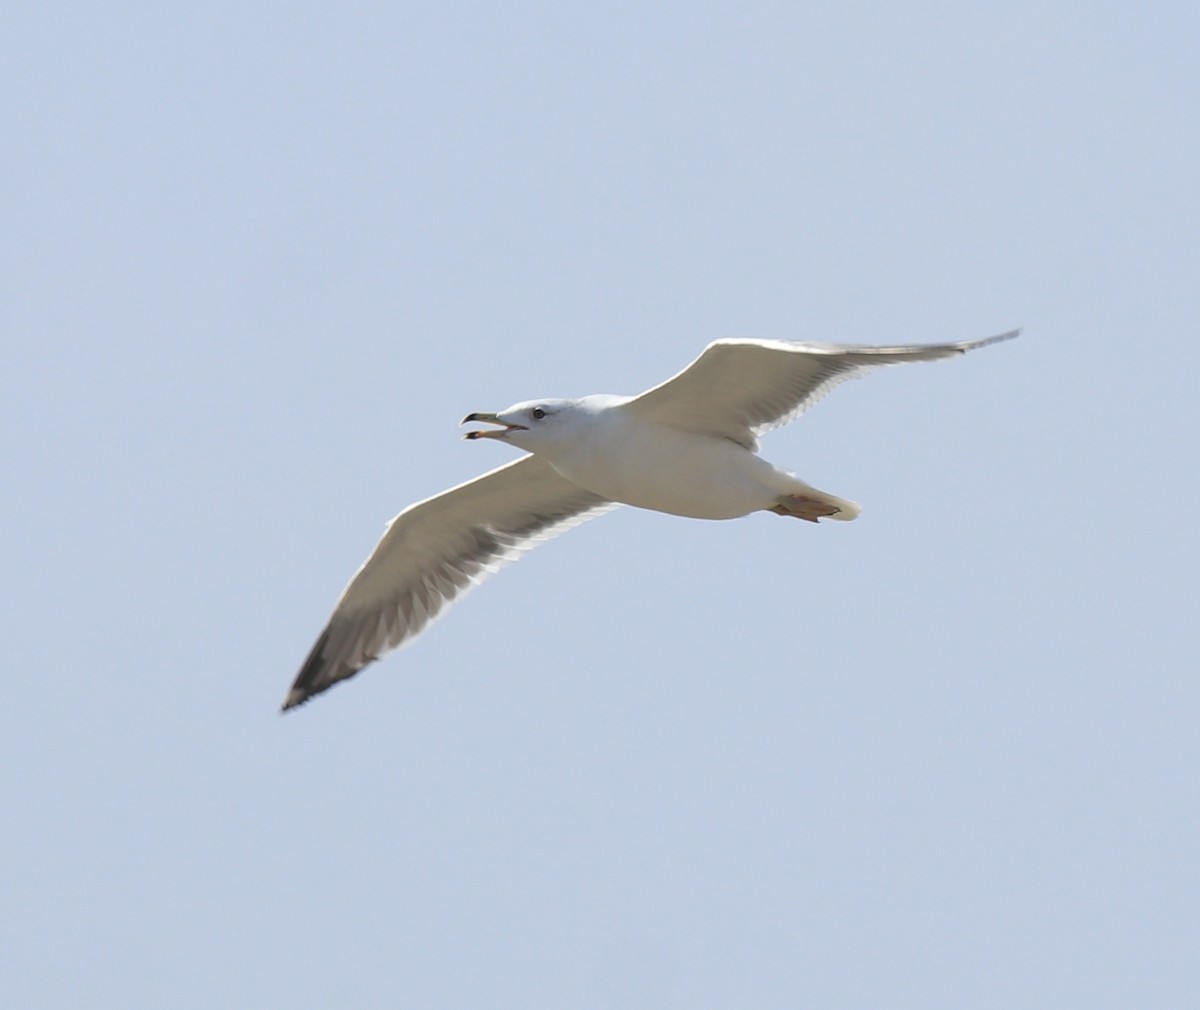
[545,418,781,520]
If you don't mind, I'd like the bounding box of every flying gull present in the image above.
[283,329,1017,709]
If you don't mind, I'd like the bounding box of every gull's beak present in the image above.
[462,412,528,440]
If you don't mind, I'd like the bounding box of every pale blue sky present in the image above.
[4,3,1197,1007]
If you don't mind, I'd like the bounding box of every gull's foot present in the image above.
[770,495,842,523]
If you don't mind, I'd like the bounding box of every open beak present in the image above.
[461,412,529,440]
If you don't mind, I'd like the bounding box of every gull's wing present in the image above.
[283,454,615,710]
[626,329,1019,449]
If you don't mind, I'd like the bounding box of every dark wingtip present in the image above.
[281,627,334,713]
[980,327,1021,347]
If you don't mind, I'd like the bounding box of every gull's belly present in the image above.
[546,426,782,520]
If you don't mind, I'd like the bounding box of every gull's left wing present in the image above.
[284,454,615,710]
[626,330,1019,450]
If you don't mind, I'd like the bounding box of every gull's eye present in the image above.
[531,407,546,420]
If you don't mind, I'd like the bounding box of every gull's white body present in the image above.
[537,396,857,521]
[283,330,1017,710]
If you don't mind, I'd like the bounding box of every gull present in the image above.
[283,329,1017,710]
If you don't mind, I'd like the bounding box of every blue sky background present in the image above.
[4,3,1197,1007]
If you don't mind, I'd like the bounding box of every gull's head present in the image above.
[462,398,594,453]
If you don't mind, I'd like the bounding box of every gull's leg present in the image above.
[769,495,843,523]
[760,466,861,522]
